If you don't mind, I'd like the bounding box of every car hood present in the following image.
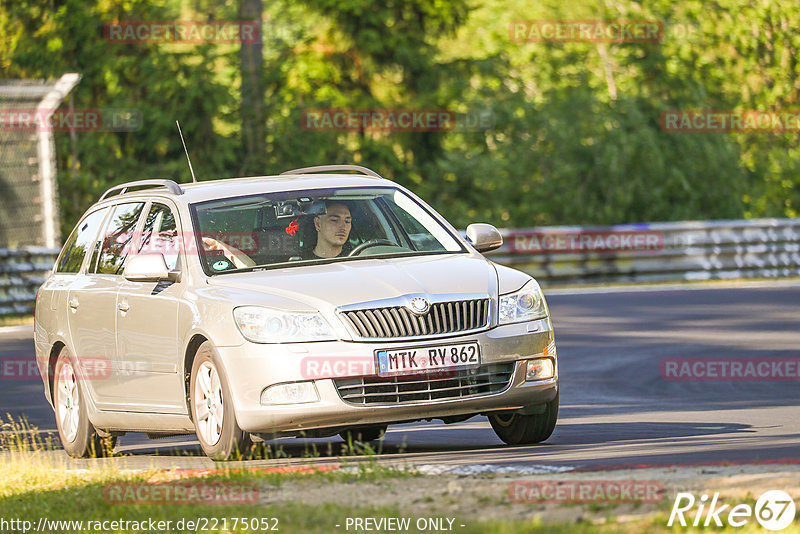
[205,253,499,312]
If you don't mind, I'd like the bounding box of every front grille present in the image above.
[340,298,489,339]
[334,363,515,406]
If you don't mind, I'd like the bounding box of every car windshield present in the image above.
[190,187,465,274]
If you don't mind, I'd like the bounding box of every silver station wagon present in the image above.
[34,165,558,460]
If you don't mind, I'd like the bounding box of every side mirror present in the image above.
[123,254,180,283]
[466,223,503,253]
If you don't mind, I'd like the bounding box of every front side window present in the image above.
[190,187,464,274]
[94,202,145,275]
[139,203,180,270]
[56,208,110,273]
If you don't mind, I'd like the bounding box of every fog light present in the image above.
[525,358,554,381]
[261,381,319,405]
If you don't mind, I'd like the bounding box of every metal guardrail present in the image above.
[488,218,800,285]
[0,248,58,316]
[0,218,798,317]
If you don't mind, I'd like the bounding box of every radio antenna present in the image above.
[176,120,197,183]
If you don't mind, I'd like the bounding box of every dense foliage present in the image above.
[1,0,797,236]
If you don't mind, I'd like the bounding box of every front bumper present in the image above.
[217,318,558,434]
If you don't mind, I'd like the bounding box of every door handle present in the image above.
[68,298,79,309]
[118,301,130,313]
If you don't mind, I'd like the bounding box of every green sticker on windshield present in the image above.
[212,260,229,271]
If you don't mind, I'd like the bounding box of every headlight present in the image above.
[233,306,336,343]
[498,279,549,325]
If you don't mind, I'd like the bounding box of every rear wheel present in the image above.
[489,391,559,445]
[190,342,253,460]
[53,347,115,457]
[339,425,387,443]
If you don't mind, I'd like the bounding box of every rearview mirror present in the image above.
[123,254,180,283]
[466,223,503,253]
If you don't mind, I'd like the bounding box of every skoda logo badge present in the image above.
[409,297,431,315]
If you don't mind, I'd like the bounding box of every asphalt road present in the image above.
[2,282,799,471]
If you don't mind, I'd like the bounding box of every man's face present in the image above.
[314,203,352,248]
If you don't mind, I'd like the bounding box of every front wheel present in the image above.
[190,342,253,460]
[53,347,115,457]
[489,391,559,445]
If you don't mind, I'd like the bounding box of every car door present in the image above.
[51,207,110,405]
[115,200,185,412]
[66,202,145,409]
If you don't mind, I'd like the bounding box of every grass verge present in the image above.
[2,450,798,534]
[3,471,795,533]
[0,314,34,327]
[2,417,798,533]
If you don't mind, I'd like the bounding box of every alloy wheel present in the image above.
[55,362,80,443]
[194,361,224,446]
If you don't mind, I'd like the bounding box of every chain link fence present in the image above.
[0,74,80,249]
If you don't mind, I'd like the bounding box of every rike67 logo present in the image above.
[669,490,796,531]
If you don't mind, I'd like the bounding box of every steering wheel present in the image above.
[348,239,398,256]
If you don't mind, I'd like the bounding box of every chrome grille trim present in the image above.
[334,363,515,406]
[338,296,490,340]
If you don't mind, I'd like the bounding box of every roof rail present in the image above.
[280,164,384,179]
[99,179,184,201]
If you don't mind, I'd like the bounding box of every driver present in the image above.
[301,202,352,260]
[202,201,353,267]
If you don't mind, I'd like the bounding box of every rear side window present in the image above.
[56,208,109,273]
[94,202,145,275]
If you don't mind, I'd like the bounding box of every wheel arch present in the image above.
[46,341,67,407]
[183,334,209,419]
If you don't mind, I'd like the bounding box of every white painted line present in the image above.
[545,279,800,296]
[414,463,576,475]
[0,325,34,334]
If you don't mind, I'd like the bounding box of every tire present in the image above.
[190,341,253,460]
[53,347,116,458]
[489,391,559,445]
[339,425,387,443]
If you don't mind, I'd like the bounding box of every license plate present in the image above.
[375,342,481,377]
